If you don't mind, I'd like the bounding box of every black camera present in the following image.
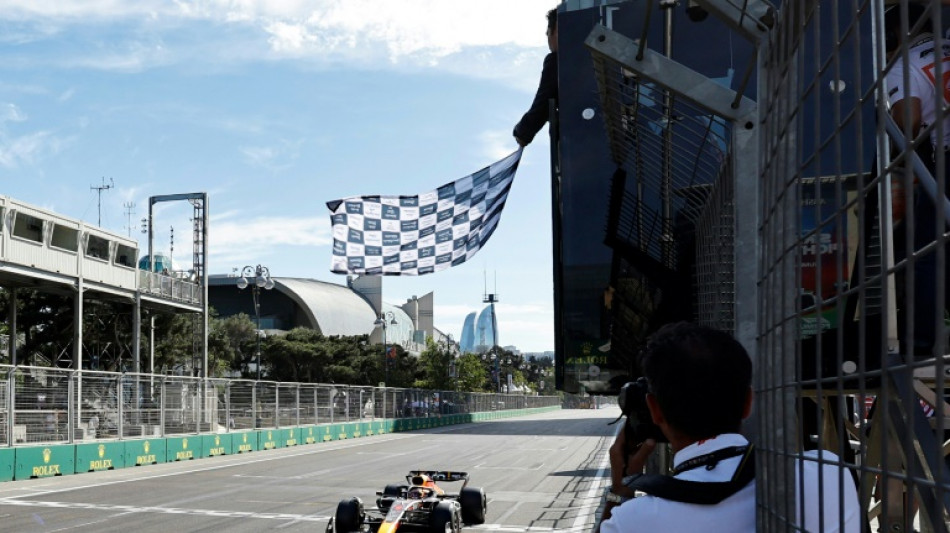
[618,377,667,446]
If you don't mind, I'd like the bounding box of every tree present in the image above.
[455,353,488,392]
[263,328,330,382]
[208,312,257,377]
[417,336,455,390]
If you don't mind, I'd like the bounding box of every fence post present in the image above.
[195,377,202,435]
[295,384,300,427]
[117,374,124,440]
[159,376,166,437]
[7,367,15,446]
[225,381,231,433]
[274,384,280,429]
[313,385,320,424]
[67,370,76,443]
[252,382,258,429]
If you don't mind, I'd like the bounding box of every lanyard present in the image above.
[671,445,750,476]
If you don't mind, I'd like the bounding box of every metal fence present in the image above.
[586,0,950,530]
[0,364,560,447]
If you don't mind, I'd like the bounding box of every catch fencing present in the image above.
[0,364,559,446]
[585,0,950,530]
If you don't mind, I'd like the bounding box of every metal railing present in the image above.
[0,364,559,446]
[138,270,201,305]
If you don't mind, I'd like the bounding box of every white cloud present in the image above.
[239,139,302,170]
[0,131,67,168]
[0,1,552,85]
[0,103,27,123]
[479,129,517,161]
[210,214,332,263]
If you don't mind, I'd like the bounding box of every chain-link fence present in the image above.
[0,365,560,446]
[585,0,950,530]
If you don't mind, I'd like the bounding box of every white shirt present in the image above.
[600,434,756,533]
[795,449,862,533]
[885,33,950,148]
[599,435,861,533]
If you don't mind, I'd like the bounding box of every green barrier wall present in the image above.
[232,431,257,454]
[0,448,14,481]
[202,433,231,458]
[166,436,201,462]
[281,428,299,447]
[301,426,319,444]
[3,406,562,483]
[260,429,284,450]
[320,424,335,442]
[15,444,75,479]
[126,438,164,466]
[76,441,124,472]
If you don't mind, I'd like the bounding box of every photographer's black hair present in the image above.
[884,3,931,53]
[638,322,752,441]
[547,8,558,31]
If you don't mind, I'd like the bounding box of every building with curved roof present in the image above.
[208,274,427,353]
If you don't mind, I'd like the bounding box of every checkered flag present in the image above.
[327,149,522,276]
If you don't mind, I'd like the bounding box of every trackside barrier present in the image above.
[14,444,75,479]
[125,438,163,466]
[166,436,200,462]
[75,441,124,472]
[0,448,13,481]
[4,405,560,481]
[202,433,230,458]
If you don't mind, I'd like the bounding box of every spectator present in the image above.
[883,2,950,357]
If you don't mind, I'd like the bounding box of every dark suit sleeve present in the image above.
[513,52,559,146]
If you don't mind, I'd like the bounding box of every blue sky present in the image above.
[0,1,556,352]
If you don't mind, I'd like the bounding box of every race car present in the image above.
[327,470,487,533]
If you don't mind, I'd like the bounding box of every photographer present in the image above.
[598,322,860,532]
[599,322,755,532]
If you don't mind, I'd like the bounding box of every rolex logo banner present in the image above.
[327,149,521,276]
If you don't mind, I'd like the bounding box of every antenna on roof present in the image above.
[90,177,114,227]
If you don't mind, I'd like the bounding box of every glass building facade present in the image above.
[459,312,477,354]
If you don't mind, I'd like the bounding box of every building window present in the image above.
[50,224,79,252]
[114,243,137,268]
[85,234,110,261]
[11,212,44,244]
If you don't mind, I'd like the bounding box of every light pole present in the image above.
[482,350,503,393]
[237,265,274,380]
[375,311,397,385]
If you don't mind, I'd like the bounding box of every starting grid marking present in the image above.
[0,498,328,522]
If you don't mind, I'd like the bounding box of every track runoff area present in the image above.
[0,407,620,532]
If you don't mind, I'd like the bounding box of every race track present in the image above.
[0,406,621,532]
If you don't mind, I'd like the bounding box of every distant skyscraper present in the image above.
[459,312,477,353]
[475,304,498,352]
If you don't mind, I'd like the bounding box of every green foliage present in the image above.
[0,286,539,393]
[455,353,488,392]
[417,336,456,390]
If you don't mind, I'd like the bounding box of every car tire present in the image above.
[430,501,459,533]
[335,497,363,533]
[459,486,487,524]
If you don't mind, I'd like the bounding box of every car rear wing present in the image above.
[407,470,470,488]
